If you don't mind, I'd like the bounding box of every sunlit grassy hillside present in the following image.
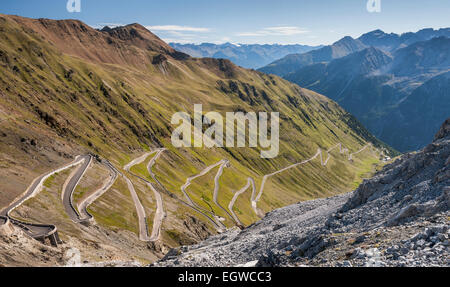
[0,14,393,263]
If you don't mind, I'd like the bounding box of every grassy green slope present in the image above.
[0,15,390,243]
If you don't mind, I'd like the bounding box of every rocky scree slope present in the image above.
[155,119,450,267]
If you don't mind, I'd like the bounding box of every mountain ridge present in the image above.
[259,28,450,78]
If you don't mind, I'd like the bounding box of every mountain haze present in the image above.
[170,42,322,69]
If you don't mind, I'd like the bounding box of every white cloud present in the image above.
[236,26,309,37]
[145,25,211,32]
[146,25,211,44]
[91,23,213,44]
[236,32,263,37]
[264,26,309,35]
[162,38,195,44]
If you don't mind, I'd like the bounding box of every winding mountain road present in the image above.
[348,144,371,161]
[211,160,237,224]
[228,177,256,227]
[181,160,228,231]
[123,174,150,241]
[61,155,93,223]
[249,143,373,218]
[1,141,377,244]
[77,160,119,222]
[124,152,155,241]
[0,155,87,240]
[124,149,167,242]
[146,149,167,241]
[124,152,153,172]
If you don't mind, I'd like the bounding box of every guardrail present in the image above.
[6,214,61,246]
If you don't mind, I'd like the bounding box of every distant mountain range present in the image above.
[259,36,367,76]
[169,42,322,69]
[259,28,450,152]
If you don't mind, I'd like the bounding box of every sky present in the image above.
[1,0,449,46]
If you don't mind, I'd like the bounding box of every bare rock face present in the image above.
[183,216,213,241]
[0,221,66,267]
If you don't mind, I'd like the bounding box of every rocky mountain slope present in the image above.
[169,42,321,69]
[0,15,389,266]
[155,119,449,267]
[0,217,66,267]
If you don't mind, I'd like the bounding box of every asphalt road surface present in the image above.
[77,160,118,222]
[61,155,93,223]
[124,150,166,241]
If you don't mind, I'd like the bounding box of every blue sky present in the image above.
[1,0,449,45]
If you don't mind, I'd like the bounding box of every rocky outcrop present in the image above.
[435,118,450,141]
[340,117,449,228]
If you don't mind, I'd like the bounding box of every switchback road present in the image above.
[61,155,93,223]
